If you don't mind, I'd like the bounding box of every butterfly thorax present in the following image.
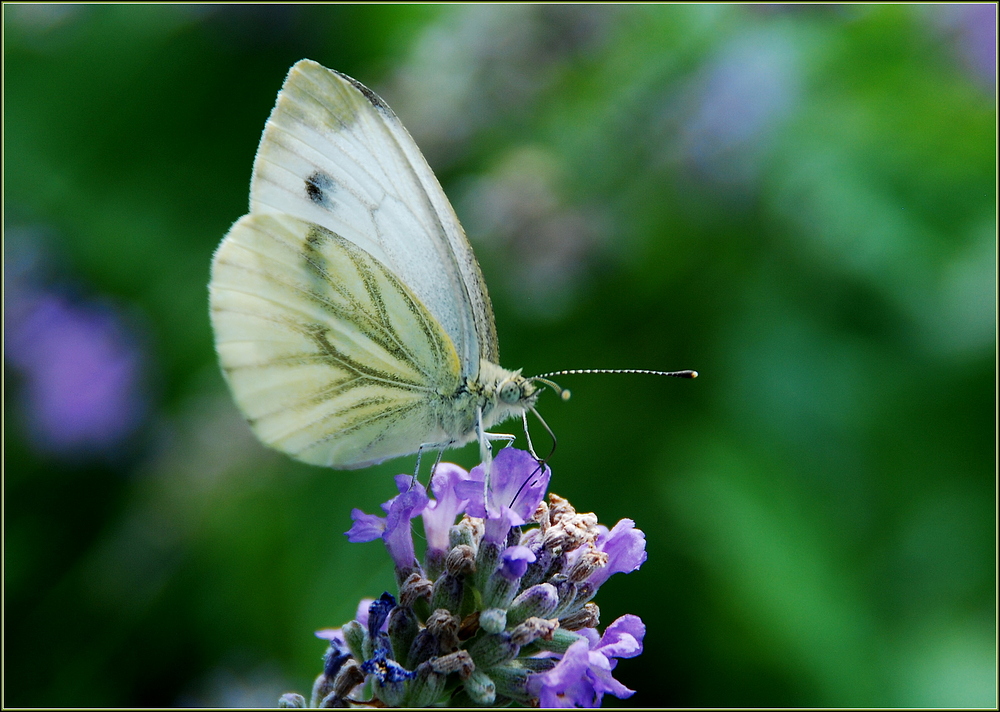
[433,360,539,446]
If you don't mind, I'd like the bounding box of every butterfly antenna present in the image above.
[535,368,698,379]
[531,376,572,402]
[508,407,556,509]
[530,406,557,465]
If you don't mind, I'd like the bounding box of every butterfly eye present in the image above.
[498,380,521,405]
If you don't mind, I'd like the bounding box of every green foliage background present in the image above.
[5,5,995,707]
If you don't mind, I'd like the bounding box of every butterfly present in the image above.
[209,59,695,471]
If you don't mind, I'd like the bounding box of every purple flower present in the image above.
[499,545,536,581]
[574,519,647,590]
[526,615,645,708]
[361,648,414,684]
[345,476,429,573]
[460,447,551,545]
[421,463,474,557]
[321,638,352,679]
[367,593,396,641]
[588,614,645,659]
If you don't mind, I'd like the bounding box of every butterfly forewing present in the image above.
[210,212,463,467]
[249,60,499,380]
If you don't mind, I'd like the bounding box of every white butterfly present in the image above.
[209,59,557,470]
[209,60,695,472]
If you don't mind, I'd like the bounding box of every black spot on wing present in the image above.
[305,171,336,209]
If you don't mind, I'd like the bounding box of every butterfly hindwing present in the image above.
[210,212,463,467]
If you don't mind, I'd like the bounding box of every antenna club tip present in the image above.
[561,389,572,401]
[689,370,698,379]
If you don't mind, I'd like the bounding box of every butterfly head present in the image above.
[496,372,541,410]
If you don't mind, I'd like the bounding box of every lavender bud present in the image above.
[545,511,599,553]
[488,664,531,702]
[444,544,476,576]
[479,607,507,634]
[532,499,550,527]
[510,617,558,646]
[450,516,482,552]
[362,593,395,660]
[426,609,460,653]
[550,577,578,618]
[363,651,413,707]
[518,656,557,672]
[387,606,418,663]
[430,650,474,679]
[424,549,445,580]
[341,620,365,664]
[405,661,446,708]
[474,540,501,591]
[309,669,334,708]
[467,632,520,668]
[367,592,396,640]
[483,570,519,610]
[547,493,575,523]
[559,602,600,631]
[398,573,433,607]
[526,626,582,655]
[464,668,496,705]
[430,572,464,614]
[518,546,555,590]
[567,548,607,583]
[484,545,534,609]
[278,692,306,708]
[372,677,406,708]
[569,580,597,612]
[331,660,364,700]
[317,691,346,708]
[507,583,559,626]
[407,628,438,669]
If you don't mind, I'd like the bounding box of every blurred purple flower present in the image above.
[670,29,801,191]
[930,4,997,92]
[5,264,149,459]
[526,614,645,708]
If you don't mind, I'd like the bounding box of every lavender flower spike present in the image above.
[295,449,651,708]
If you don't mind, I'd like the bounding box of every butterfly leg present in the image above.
[521,410,539,460]
[413,441,454,488]
[412,444,428,488]
[430,447,446,479]
[475,408,517,464]
[476,407,519,505]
